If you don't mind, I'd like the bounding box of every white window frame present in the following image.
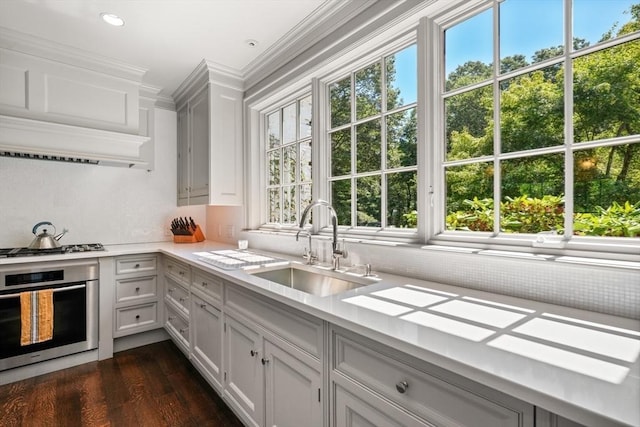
[425,0,640,258]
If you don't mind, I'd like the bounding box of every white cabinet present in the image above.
[331,327,534,427]
[191,291,223,392]
[113,255,160,338]
[224,312,264,427]
[174,60,243,206]
[163,256,190,356]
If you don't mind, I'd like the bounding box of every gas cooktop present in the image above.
[0,243,105,258]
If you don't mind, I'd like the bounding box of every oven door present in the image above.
[0,280,98,371]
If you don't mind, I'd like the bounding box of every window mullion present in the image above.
[563,0,574,238]
[492,0,501,236]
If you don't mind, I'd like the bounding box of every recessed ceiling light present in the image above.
[246,39,259,48]
[100,13,125,27]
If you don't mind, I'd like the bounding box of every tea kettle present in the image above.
[28,221,69,249]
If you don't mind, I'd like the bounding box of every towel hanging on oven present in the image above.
[20,289,54,346]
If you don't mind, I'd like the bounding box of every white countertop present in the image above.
[2,241,639,426]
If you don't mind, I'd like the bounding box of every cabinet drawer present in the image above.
[192,269,223,302]
[226,285,323,359]
[166,278,190,315]
[115,276,157,304]
[165,304,189,355]
[116,255,157,275]
[164,257,190,286]
[333,329,533,427]
[115,302,158,335]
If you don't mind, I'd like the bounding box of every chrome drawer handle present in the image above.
[135,287,140,293]
[179,271,185,276]
[168,316,175,321]
[200,303,206,308]
[202,281,208,287]
[134,263,140,268]
[396,381,409,394]
[168,288,175,293]
[250,350,258,357]
[261,357,269,365]
[179,328,186,334]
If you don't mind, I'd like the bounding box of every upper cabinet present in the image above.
[174,60,244,206]
[0,28,155,168]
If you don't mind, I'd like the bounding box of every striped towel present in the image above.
[20,289,54,346]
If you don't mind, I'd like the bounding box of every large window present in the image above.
[266,95,312,225]
[328,44,418,230]
[442,0,639,241]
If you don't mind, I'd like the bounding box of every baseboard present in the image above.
[114,328,170,353]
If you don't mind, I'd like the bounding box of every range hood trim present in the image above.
[0,115,150,167]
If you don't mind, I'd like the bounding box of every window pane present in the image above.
[332,179,352,226]
[501,66,564,152]
[387,171,417,228]
[331,129,351,176]
[573,40,640,144]
[300,184,312,215]
[356,62,382,120]
[282,103,296,144]
[500,0,563,72]
[445,85,493,160]
[574,0,637,49]
[300,140,312,182]
[356,176,381,227]
[387,108,417,168]
[331,77,351,128]
[356,119,381,173]
[445,8,492,91]
[268,188,281,223]
[445,162,494,231]
[268,150,280,186]
[283,186,296,224]
[299,95,312,139]
[283,145,296,185]
[501,153,565,234]
[268,111,280,148]
[387,44,417,110]
[574,144,640,237]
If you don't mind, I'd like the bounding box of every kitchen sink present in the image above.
[248,263,377,297]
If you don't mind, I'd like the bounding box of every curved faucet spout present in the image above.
[298,199,338,253]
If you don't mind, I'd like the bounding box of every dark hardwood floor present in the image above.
[0,340,244,427]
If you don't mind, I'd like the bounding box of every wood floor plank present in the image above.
[0,340,244,427]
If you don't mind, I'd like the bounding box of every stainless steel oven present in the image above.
[0,259,98,371]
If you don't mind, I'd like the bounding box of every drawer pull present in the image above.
[179,328,186,334]
[168,288,175,293]
[202,281,208,287]
[179,271,185,276]
[135,315,140,320]
[134,263,140,268]
[250,350,258,357]
[168,316,175,321]
[179,297,187,303]
[135,287,140,293]
[396,381,409,394]
[261,357,269,365]
[200,303,206,309]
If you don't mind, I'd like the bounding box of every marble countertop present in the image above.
[2,241,639,426]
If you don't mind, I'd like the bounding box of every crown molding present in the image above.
[0,27,147,82]
[172,59,244,107]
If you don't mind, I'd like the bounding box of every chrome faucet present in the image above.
[296,229,317,265]
[297,199,346,270]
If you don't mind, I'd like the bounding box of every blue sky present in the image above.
[445,0,636,75]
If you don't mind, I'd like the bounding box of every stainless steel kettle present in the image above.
[28,221,69,249]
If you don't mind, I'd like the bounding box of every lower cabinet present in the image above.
[165,303,189,356]
[191,291,223,392]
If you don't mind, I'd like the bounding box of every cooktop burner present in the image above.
[0,243,105,258]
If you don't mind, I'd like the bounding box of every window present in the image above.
[328,44,418,230]
[266,95,312,225]
[441,0,640,242]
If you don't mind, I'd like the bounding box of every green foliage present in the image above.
[446,197,640,237]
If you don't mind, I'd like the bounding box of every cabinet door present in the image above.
[189,87,210,201]
[334,381,431,427]
[264,338,322,427]
[191,294,223,392]
[177,104,190,203]
[224,313,264,427]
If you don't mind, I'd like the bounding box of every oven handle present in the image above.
[0,283,86,300]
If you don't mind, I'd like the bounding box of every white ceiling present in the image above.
[0,0,363,99]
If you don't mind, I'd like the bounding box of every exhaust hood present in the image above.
[0,115,151,167]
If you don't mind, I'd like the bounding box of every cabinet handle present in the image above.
[396,381,409,394]
[168,316,175,321]
[179,271,185,276]
[261,357,269,365]
[179,328,186,334]
[200,303,206,308]
[202,281,208,287]
[134,263,140,268]
[250,350,258,357]
[135,315,140,320]
[168,288,175,293]
[135,287,140,293]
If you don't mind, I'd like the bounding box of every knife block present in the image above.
[173,225,205,243]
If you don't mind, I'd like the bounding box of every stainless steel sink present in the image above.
[249,263,377,297]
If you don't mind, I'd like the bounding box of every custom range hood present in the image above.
[0,115,150,167]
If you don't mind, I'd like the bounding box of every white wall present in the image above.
[0,108,200,247]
